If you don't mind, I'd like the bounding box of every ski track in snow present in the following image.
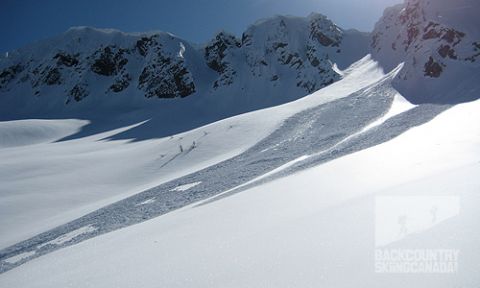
[0,72,449,274]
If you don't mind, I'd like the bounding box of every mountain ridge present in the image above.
[371,0,480,103]
[0,13,369,120]
[0,0,478,122]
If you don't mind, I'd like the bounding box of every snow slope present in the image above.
[0,0,478,284]
[0,55,383,250]
[1,83,478,288]
[0,119,87,148]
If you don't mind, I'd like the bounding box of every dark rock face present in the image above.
[399,0,423,24]
[135,36,157,57]
[138,53,195,98]
[442,29,465,45]
[91,46,128,76]
[44,68,62,85]
[312,32,335,47]
[110,74,131,93]
[30,65,62,87]
[306,45,321,67]
[205,32,240,73]
[406,26,419,48]
[9,33,199,102]
[68,84,88,103]
[174,69,196,97]
[370,0,480,104]
[309,14,342,47]
[422,22,442,40]
[241,32,252,47]
[424,56,443,77]
[54,52,79,67]
[204,13,345,94]
[372,0,479,81]
[0,64,23,89]
[1,15,363,109]
[204,32,240,89]
[422,23,465,47]
[465,42,480,62]
[438,45,457,59]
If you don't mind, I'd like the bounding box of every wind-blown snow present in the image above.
[1,94,478,288]
[37,225,97,248]
[3,252,35,265]
[361,91,416,131]
[0,0,478,284]
[0,55,384,250]
[170,182,202,192]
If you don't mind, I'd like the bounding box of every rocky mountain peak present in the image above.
[308,12,343,47]
[0,13,369,119]
[371,0,480,103]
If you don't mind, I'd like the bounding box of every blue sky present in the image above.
[1,0,401,53]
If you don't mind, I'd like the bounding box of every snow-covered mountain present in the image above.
[0,0,479,287]
[371,0,480,103]
[0,13,368,120]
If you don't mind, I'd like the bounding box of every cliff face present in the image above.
[0,14,369,118]
[371,0,480,103]
[0,28,209,117]
[2,0,477,120]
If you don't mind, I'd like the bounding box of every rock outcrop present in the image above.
[0,14,369,117]
[371,0,480,103]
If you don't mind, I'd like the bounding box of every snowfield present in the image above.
[1,0,479,285]
[0,75,479,287]
[0,119,88,148]
[0,55,383,251]
[0,54,479,287]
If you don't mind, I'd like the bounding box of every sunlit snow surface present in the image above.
[0,55,383,251]
[0,56,479,287]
